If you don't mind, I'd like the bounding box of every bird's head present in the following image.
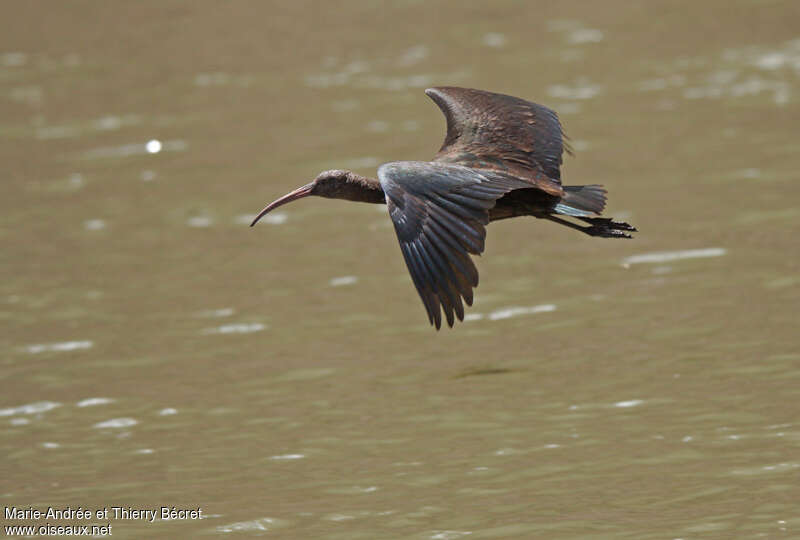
[250,170,378,226]
[309,169,356,198]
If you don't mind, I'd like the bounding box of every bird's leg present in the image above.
[578,216,637,237]
[545,215,636,239]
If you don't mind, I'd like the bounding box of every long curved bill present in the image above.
[250,183,314,226]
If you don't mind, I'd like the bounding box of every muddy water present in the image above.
[2,2,799,538]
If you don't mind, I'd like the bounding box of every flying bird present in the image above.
[251,87,636,329]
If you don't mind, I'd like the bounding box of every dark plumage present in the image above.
[251,87,636,329]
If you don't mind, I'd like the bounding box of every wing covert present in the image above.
[425,86,569,191]
[378,161,533,329]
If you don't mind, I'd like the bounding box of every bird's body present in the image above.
[251,87,636,329]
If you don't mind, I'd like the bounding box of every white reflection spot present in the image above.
[217,517,277,533]
[26,340,93,354]
[547,82,601,100]
[622,248,726,266]
[756,52,786,70]
[145,139,162,153]
[84,219,106,231]
[0,401,61,416]
[1,52,27,66]
[327,514,355,522]
[270,453,305,460]
[366,120,389,132]
[76,397,115,408]
[569,28,604,44]
[94,417,138,429]
[402,120,420,131]
[196,307,235,318]
[68,173,85,188]
[159,408,178,416]
[431,530,473,539]
[203,323,266,334]
[489,304,556,320]
[483,33,507,48]
[398,45,429,66]
[256,211,287,225]
[187,216,212,228]
[736,168,761,179]
[42,442,60,449]
[329,276,358,287]
[614,399,644,408]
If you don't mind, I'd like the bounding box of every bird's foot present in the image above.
[581,217,637,239]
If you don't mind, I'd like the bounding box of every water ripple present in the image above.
[202,323,266,335]
[329,276,358,287]
[94,418,138,429]
[25,340,93,354]
[622,248,726,265]
[488,304,556,320]
[0,401,62,416]
[614,399,644,408]
[270,453,305,460]
[76,397,115,408]
[217,517,285,533]
[81,139,187,160]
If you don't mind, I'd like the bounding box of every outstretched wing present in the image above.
[425,86,569,193]
[378,161,534,329]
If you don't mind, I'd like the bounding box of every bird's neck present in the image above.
[334,172,386,204]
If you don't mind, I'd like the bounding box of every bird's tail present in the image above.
[549,184,636,239]
[554,184,607,217]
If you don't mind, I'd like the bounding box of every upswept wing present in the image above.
[425,86,569,194]
[378,161,534,329]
